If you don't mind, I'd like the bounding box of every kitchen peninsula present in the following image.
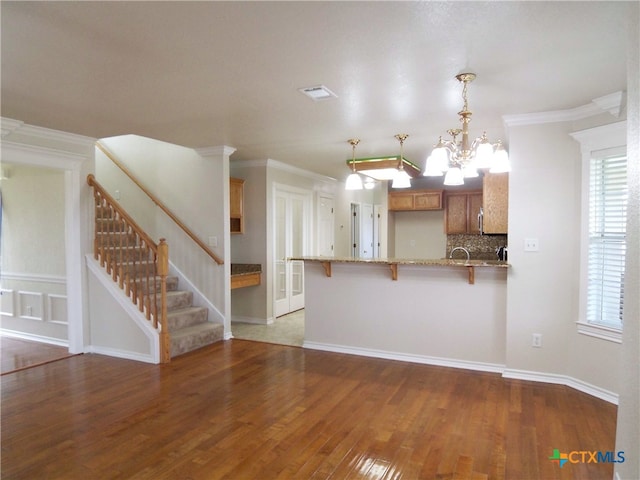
[292,256,510,373]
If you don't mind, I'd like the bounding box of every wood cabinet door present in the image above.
[230,178,244,218]
[445,193,469,234]
[388,193,414,211]
[230,178,244,234]
[467,192,483,235]
[414,191,443,210]
[483,173,508,234]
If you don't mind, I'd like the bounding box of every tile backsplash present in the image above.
[447,234,508,261]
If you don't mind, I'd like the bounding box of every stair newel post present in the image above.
[157,238,171,363]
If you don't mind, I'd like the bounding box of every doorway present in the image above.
[351,202,382,259]
[274,186,311,318]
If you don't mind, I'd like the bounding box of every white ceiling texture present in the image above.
[1,1,632,181]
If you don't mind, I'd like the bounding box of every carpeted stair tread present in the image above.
[164,290,193,311]
[167,305,208,331]
[170,322,224,357]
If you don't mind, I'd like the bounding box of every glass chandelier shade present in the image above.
[423,73,511,185]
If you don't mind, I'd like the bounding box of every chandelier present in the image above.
[423,73,510,186]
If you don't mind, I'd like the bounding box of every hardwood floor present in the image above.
[1,340,617,479]
[1,336,75,375]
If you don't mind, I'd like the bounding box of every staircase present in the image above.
[163,280,224,358]
[89,174,224,361]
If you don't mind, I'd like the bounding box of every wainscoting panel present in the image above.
[1,289,15,316]
[18,291,44,321]
[47,294,68,325]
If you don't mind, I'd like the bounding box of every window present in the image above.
[587,153,626,329]
[571,121,627,342]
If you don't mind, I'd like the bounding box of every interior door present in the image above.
[350,203,360,257]
[274,188,309,317]
[373,204,382,258]
[360,203,374,258]
[318,195,334,257]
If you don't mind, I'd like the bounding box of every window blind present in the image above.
[587,154,627,329]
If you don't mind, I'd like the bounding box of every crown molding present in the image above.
[1,118,23,137]
[569,120,627,153]
[231,158,337,184]
[503,90,625,127]
[195,145,237,159]
[2,141,89,169]
[1,117,95,149]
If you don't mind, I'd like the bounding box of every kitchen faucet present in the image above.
[449,247,470,261]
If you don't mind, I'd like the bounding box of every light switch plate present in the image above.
[208,236,218,247]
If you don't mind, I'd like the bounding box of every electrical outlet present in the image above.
[524,238,539,252]
[532,333,542,348]
[26,305,33,316]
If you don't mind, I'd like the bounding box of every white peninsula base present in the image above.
[300,259,508,373]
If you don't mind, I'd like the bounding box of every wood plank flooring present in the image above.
[1,336,75,375]
[1,340,617,479]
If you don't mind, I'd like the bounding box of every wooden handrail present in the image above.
[95,141,224,265]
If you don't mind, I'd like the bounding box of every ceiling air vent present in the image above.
[298,85,337,101]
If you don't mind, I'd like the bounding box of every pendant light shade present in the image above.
[391,133,411,189]
[345,139,363,190]
[345,172,364,190]
[391,169,412,188]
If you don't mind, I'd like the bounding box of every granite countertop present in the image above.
[288,256,509,268]
[230,264,262,276]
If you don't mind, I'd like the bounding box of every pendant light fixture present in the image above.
[391,133,411,189]
[345,138,363,190]
[424,73,510,185]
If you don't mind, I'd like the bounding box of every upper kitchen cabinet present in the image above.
[444,190,483,234]
[389,190,443,211]
[483,173,508,234]
[230,177,244,234]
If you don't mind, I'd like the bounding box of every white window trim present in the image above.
[570,121,626,343]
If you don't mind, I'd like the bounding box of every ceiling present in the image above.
[1,1,632,181]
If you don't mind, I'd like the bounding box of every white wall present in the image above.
[504,120,622,398]
[0,165,68,342]
[230,159,338,324]
[86,259,157,363]
[304,262,507,369]
[392,210,446,259]
[96,135,230,333]
[229,163,269,321]
[615,7,639,478]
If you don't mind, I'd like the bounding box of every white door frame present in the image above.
[1,126,94,354]
[273,183,312,317]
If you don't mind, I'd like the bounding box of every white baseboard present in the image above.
[302,341,505,374]
[0,328,69,347]
[231,315,273,325]
[86,345,156,364]
[503,368,619,405]
[303,341,619,405]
